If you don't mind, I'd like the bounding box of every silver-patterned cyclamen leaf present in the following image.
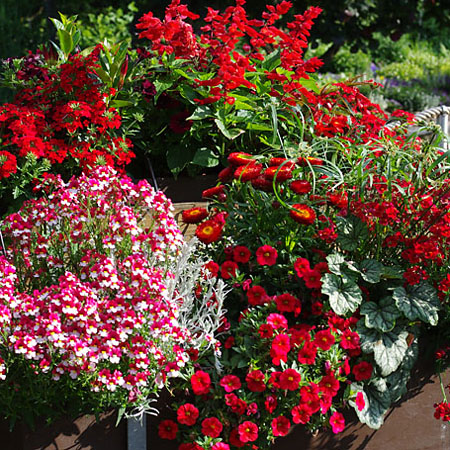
[360,296,400,332]
[322,273,363,315]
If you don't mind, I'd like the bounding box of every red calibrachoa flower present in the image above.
[177,403,200,426]
[159,419,179,440]
[238,421,259,442]
[355,392,366,411]
[289,204,316,225]
[352,361,373,381]
[265,394,278,413]
[196,219,223,244]
[247,285,269,306]
[259,323,274,338]
[275,293,301,314]
[256,245,278,266]
[233,245,251,264]
[271,415,291,437]
[291,405,311,425]
[293,257,311,277]
[271,333,291,365]
[191,370,211,395]
[329,412,345,434]
[0,151,17,179]
[182,207,208,224]
[279,368,301,391]
[201,417,223,438]
[302,269,323,289]
[221,260,238,279]
[314,329,335,351]
[220,374,242,393]
[246,370,266,392]
[212,443,230,450]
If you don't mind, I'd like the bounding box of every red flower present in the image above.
[293,257,311,277]
[229,428,245,448]
[267,313,288,330]
[290,179,312,194]
[233,245,251,263]
[251,176,273,192]
[264,165,293,182]
[352,361,373,381]
[246,370,266,392]
[212,443,230,450]
[202,185,225,200]
[355,392,365,411]
[201,417,223,438]
[291,405,311,425]
[220,374,241,393]
[259,323,274,338]
[228,152,255,166]
[238,421,259,443]
[297,156,323,166]
[275,293,301,314]
[195,219,223,244]
[177,403,199,426]
[225,393,247,415]
[218,166,233,182]
[169,110,193,134]
[314,329,335,351]
[319,373,340,396]
[179,444,204,450]
[297,341,317,364]
[271,415,291,437]
[270,333,290,365]
[0,151,17,179]
[191,370,211,395]
[329,412,345,434]
[256,245,278,266]
[247,285,269,306]
[279,368,301,390]
[340,329,360,351]
[221,260,238,279]
[265,394,278,413]
[158,419,178,440]
[289,203,316,225]
[182,207,208,224]
[302,269,322,289]
[234,163,263,181]
[327,190,348,209]
[203,261,219,278]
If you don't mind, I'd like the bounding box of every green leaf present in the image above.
[360,297,400,332]
[110,99,134,108]
[298,77,321,94]
[393,282,440,325]
[373,328,409,376]
[336,215,369,251]
[246,123,273,132]
[321,273,363,315]
[262,49,281,72]
[357,321,381,353]
[381,265,404,280]
[359,259,383,283]
[188,106,213,121]
[355,378,391,429]
[166,146,195,174]
[192,148,219,168]
[326,253,346,275]
[154,80,174,97]
[386,339,418,403]
[58,30,73,56]
[214,119,244,140]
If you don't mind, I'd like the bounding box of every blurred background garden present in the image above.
[1,0,450,112]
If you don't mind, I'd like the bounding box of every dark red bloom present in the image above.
[279,368,301,390]
[169,110,193,133]
[202,185,225,200]
[177,403,199,426]
[238,421,259,442]
[303,269,322,289]
[319,373,340,397]
[191,370,211,395]
[265,394,278,413]
[290,179,312,194]
[271,415,291,437]
[220,374,242,393]
[291,405,311,424]
[293,257,311,277]
[233,245,251,263]
[246,370,266,392]
[297,341,317,365]
[247,285,269,306]
[314,329,335,351]
[221,260,238,279]
[259,323,274,338]
[256,245,278,266]
[0,151,17,179]
[201,417,223,438]
[270,333,290,365]
[158,419,178,440]
[275,293,301,314]
[352,361,373,381]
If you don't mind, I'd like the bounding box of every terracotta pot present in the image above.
[0,410,127,450]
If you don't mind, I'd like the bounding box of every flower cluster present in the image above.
[0,167,224,424]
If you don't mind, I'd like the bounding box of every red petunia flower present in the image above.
[279,368,301,391]
[221,260,238,279]
[256,245,278,266]
[329,411,345,434]
[246,370,266,392]
[158,419,178,440]
[233,245,251,263]
[297,341,317,365]
[289,203,316,225]
[271,415,291,437]
[291,405,311,425]
[247,285,268,306]
[212,443,230,450]
[177,403,199,426]
[270,333,290,365]
[314,329,335,351]
[355,392,365,411]
[293,257,311,277]
[202,261,219,278]
[191,370,211,395]
[319,373,340,397]
[0,151,17,179]
[303,269,322,289]
[229,428,246,448]
[238,421,259,443]
[182,207,208,224]
[340,329,360,350]
[201,417,223,438]
[275,293,301,314]
[290,179,312,194]
[195,219,223,244]
[265,394,278,413]
[352,361,373,381]
[225,393,247,415]
[220,374,242,393]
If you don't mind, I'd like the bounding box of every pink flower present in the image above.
[329,411,345,434]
